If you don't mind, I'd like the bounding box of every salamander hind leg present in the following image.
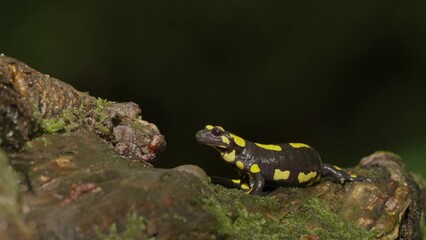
[320,163,368,184]
[249,173,265,195]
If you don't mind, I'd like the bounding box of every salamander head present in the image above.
[195,125,246,153]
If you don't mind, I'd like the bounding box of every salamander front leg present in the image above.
[321,163,368,183]
[249,173,265,195]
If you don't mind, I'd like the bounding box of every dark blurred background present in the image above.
[2,1,425,177]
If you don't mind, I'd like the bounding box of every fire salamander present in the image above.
[195,125,367,195]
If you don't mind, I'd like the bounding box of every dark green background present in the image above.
[2,1,425,177]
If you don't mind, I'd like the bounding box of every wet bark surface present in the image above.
[0,55,424,240]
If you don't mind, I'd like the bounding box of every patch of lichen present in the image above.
[96,212,154,240]
[200,185,376,240]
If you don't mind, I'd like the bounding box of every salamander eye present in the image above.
[211,127,223,136]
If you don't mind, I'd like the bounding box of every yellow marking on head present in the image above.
[235,161,245,170]
[222,150,236,162]
[240,183,250,190]
[206,125,224,131]
[289,143,310,148]
[298,171,317,183]
[231,179,241,184]
[221,136,230,145]
[250,164,261,173]
[255,143,282,151]
[334,165,342,170]
[230,133,246,147]
[273,169,290,181]
[350,174,358,178]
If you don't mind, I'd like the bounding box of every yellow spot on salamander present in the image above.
[255,143,282,151]
[298,171,317,183]
[334,165,342,170]
[222,150,236,162]
[316,174,321,181]
[236,161,245,170]
[206,125,224,131]
[350,174,358,178]
[273,169,290,180]
[222,136,230,145]
[289,143,310,148]
[231,179,241,184]
[240,183,250,190]
[250,164,261,173]
[230,133,246,147]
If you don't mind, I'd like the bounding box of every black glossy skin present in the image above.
[196,125,366,195]
[238,141,322,185]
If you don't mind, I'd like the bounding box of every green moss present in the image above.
[201,194,234,237]
[200,186,287,239]
[200,186,376,240]
[94,98,113,135]
[39,107,80,134]
[95,121,111,135]
[97,212,154,240]
[40,118,67,133]
[38,98,115,134]
[96,97,112,109]
[284,198,377,239]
